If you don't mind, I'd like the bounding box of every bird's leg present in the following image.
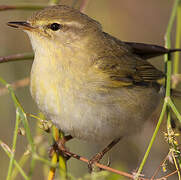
[49,135,73,160]
[88,137,121,172]
[61,135,73,145]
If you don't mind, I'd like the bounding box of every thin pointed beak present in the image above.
[7,21,34,31]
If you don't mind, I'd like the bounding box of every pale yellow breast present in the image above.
[28,31,162,142]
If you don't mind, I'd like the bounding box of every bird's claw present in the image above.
[88,152,104,173]
[48,138,71,160]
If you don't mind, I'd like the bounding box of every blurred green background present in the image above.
[0,0,180,179]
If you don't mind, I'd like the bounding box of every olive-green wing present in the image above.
[93,54,164,88]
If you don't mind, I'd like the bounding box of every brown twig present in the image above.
[0,53,33,63]
[58,148,179,180]
[62,149,145,180]
[157,170,178,180]
[0,53,32,95]
[151,152,170,180]
[79,0,89,12]
[0,77,30,96]
[0,4,47,11]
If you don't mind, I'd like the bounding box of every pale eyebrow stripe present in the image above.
[65,21,83,29]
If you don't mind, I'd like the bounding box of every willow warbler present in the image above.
[7,5,181,149]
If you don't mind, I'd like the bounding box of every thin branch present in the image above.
[62,149,138,179]
[135,0,181,179]
[165,0,181,47]
[34,154,57,168]
[167,97,181,123]
[164,0,181,176]
[0,141,29,180]
[48,153,57,180]
[60,148,178,180]
[0,4,47,11]
[151,152,170,180]
[173,3,181,78]
[11,151,30,180]
[0,53,33,64]
[48,126,67,179]
[0,77,35,154]
[157,170,178,180]
[6,110,20,180]
[135,102,167,179]
[0,78,36,179]
[0,77,30,96]
[171,151,181,180]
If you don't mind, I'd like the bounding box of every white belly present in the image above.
[31,70,161,142]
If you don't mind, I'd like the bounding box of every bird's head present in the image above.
[7,5,102,51]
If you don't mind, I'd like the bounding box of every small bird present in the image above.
[7,5,181,165]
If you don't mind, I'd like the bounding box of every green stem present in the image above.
[165,0,181,176]
[165,0,180,46]
[174,3,181,76]
[167,98,181,123]
[34,154,57,167]
[11,152,30,180]
[0,78,35,154]
[6,110,20,180]
[0,77,36,179]
[164,0,180,97]
[59,155,67,180]
[135,1,180,178]
[48,153,57,180]
[51,126,67,179]
[0,140,29,180]
[135,102,167,179]
[28,158,36,178]
[165,54,172,97]
[164,50,172,132]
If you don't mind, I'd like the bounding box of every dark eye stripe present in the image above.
[49,23,62,31]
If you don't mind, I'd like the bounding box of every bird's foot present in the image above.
[49,135,73,160]
[88,152,103,172]
[88,137,121,173]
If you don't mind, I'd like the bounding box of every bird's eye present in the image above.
[49,23,62,31]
